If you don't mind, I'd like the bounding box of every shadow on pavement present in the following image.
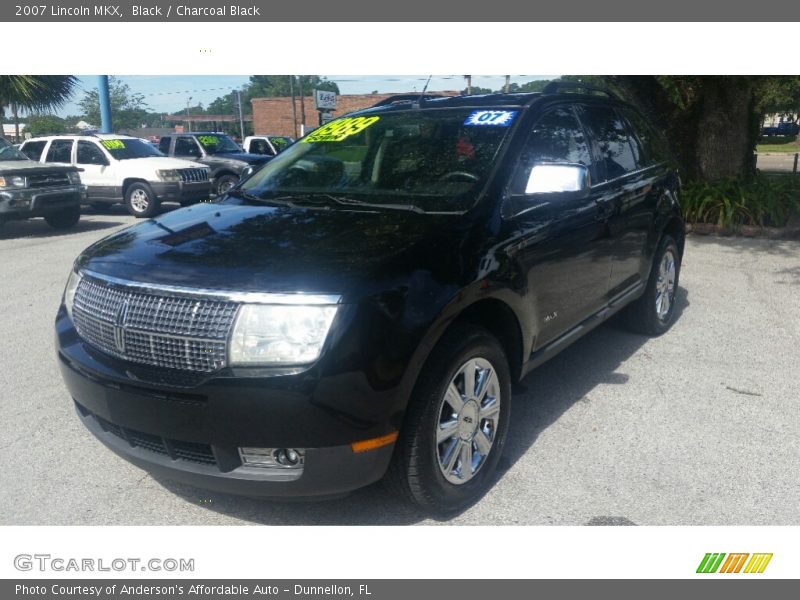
[153,288,690,525]
[0,218,122,240]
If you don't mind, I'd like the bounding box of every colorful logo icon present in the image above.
[696,553,773,574]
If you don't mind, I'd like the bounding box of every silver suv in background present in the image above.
[0,137,84,229]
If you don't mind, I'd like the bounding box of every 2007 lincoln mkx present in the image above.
[56,85,684,513]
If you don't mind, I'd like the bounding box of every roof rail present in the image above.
[542,81,619,100]
[371,93,445,107]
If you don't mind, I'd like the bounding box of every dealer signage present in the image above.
[314,90,337,111]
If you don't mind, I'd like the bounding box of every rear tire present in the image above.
[386,324,512,514]
[621,235,681,336]
[125,183,159,218]
[44,205,80,229]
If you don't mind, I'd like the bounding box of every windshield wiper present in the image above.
[272,192,426,214]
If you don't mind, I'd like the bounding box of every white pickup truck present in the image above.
[242,135,294,157]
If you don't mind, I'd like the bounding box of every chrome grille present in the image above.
[27,172,71,188]
[72,275,239,373]
[178,168,210,183]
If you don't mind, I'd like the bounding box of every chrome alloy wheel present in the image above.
[655,248,677,320]
[129,188,150,213]
[436,357,501,485]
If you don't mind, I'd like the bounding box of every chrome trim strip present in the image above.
[79,269,342,305]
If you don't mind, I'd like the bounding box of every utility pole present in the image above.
[504,75,510,94]
[186,96,192,132]
[236,90,245,141]
[98,75,112,133]
[298,76,306,130]
[289,76,298,139]
[464,75,472,95]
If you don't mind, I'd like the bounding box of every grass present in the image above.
[756,135,800,153]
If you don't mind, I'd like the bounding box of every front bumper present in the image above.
[149,180,211,203]
[56,307,401,497]
[0,185,84,218]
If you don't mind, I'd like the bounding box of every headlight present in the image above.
[64,270,82,321]
[0,175,27,188]
[67,171,81,185]
[156,169,181,182]
[229,304,338,365]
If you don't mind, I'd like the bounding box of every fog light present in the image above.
[239,447,305,469]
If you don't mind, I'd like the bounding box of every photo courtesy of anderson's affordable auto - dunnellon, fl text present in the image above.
[0,73,798,531]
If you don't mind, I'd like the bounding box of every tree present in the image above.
[0,75,77,139]
[25,114,68,137]
[78,76,149,132]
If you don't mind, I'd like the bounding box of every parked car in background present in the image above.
[56,86,684,513]
[0,137,84,229]
[20,134,211,218]
[760,121,800,137]
[242,135,294,157]
[158,132,272,196]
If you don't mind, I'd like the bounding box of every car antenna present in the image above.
[416,75,433,107]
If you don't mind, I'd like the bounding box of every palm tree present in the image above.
[0,76,78,141]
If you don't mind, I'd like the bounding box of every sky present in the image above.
[53,74,552,117]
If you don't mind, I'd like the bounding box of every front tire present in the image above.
[214,174,239,196]
[44,205,80,229]
[387,324,512,514]
[125,183,159,218]
[621,235,681,335]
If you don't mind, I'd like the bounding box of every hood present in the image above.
[0,160,78,173]
[120,156,207,170]
[75,199,468,300]
[209,152,271,165]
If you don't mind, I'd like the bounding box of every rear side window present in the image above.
[45,139,74,164]
[158,137,171,154]
[623,109,670,166]
[21,140,46,161]
[515,105,593,190]
[580,105,638,180]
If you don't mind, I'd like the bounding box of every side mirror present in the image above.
[525,163,591,197]
[240,165,255,181]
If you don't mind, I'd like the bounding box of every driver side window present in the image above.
[175,137,201,158]
[77,141,107,165]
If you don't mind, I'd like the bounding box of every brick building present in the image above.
[252,91,460,137]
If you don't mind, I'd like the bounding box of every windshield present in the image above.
[196,134,242,154]
[100,138,163,160]
[238,108,517,212]
[0,138,30,161]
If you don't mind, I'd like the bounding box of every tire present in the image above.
[386,324,512,514]
[44,205,80,229]
[125,183,160,218]
[214,174,239,196]
[621,235,681,336]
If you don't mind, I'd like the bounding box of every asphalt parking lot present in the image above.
[1,207,798,526]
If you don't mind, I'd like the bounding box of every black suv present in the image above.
[158,132,271,196]
[56,85,684,513]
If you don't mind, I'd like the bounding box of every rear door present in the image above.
[509,103,613,347]
[578,103,663,299]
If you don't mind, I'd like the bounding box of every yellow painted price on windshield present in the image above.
[101,140,125,150]
[302,116,380,143]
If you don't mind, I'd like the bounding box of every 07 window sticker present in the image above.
[464,110,518,127]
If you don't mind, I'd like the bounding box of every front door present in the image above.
[508,104,613,349]
[76,140,118,200]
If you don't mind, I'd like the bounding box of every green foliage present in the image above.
[0,75,77,114]
[25,114,68,136]
[78,76,149,132]
[680,173,800,228]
